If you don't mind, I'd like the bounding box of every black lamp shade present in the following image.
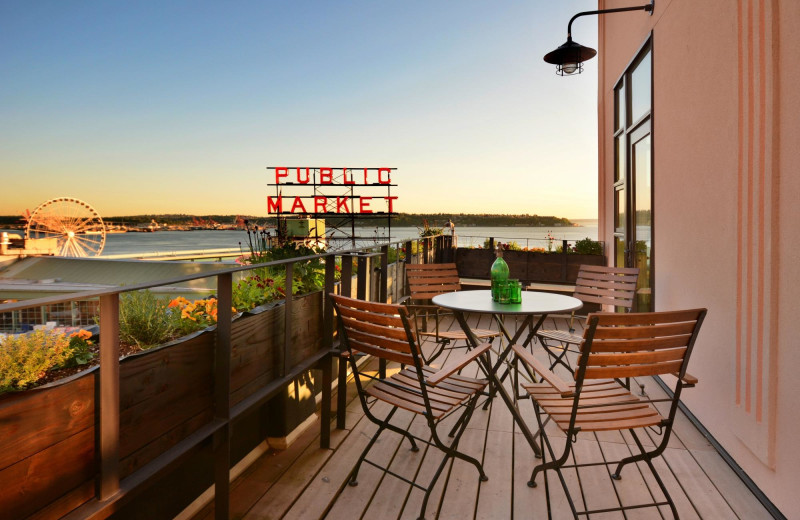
[543,38,597,75]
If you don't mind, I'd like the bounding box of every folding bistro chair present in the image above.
[537,264,639,373]
[331,294,490,520]
[514,308,706,518]
[402,263,500,363]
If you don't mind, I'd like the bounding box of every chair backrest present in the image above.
[577,309,707,382]
[574,265,640,312]
[331,294,420,367]
[406,263,462,302]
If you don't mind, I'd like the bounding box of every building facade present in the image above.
[596,0,799,514]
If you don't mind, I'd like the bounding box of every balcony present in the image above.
[0,237,775,519]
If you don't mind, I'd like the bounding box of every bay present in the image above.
[2,220,598,257]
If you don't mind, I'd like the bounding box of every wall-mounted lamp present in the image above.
[543,0,654,76]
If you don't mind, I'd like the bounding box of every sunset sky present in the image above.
[1,1,600,219]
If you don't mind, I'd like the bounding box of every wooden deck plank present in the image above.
[474,428,513,520]
[660,447,739,519]
[437,427,486,520]
[689,448,773,519]
[270,401,389,520]
[324,407,416,520]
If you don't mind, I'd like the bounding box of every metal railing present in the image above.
[0,234,451,520]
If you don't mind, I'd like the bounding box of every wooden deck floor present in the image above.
[188,313,772,520]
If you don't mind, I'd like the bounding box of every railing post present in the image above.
[423,238,429,264]
[341,254,353,298]
[321,255,335,447]
[283,263,293,378]
[99,293,120,501]
[214,272,232,520]
[356,255,368,300]
[380,245,389,303]
[561,240,569,282]
[489,237,495,251]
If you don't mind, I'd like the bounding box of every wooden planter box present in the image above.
[0,291,324,519]
[455,248,605,285]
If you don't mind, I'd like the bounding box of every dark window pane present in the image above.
[615,136,625,183]
[615,188,625,231]
[615,85,624,131]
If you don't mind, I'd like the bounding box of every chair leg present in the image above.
[527,401,573,488]
[348,406,401,486]
[611,426,671,480]
[612,428,679,518]
[433,394,488,482]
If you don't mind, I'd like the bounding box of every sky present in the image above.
[0,1,600,219]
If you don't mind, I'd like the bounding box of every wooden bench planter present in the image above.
[455,248,605,285]
[0,291,324,520]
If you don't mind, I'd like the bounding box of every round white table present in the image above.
[433,289,582,345]
[432,289,583,457]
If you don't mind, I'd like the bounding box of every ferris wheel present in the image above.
[25,197,106,257]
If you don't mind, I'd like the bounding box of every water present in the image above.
[2,220,598,257]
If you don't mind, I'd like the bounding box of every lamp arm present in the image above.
[566,1,654,38]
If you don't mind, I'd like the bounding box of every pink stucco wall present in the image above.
[597,0,799,514]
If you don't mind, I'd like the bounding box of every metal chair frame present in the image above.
[331,294,490,520]
[516,308,706,518]
[537,264,639,375]
[402,262,500,364]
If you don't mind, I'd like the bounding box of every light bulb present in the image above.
[561,62,579,75]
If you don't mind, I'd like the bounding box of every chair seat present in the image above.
[367,367,488,419]
[537,328,583,345]
[522,380,663,432]
[419,327,500,341]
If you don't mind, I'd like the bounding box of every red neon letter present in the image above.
[363,168,369,184]
[314,196,327,213]
[267,196,283,213]
[320,168,333,184]
[291,197,307,213]
[337,197,350,213]
[275,167,288,184]
[343,169,355,185]
[297,168,310,184]
[378,168,391,184]
[384,196,398,213]
[359,197,373,213]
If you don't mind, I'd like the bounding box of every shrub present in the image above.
[574,237,603,255]
[0,330,73,393]
[231,273,297,312]
[118,290,175,349]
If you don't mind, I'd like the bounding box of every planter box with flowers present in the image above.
[0,242,328,519]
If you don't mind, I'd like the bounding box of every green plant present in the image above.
[118,290,175,349]
[0,330,73,393]
[418,220,443,237]
[482,239,522,251]
[574,237,603,255]
[63,329,96,367]
[231,272,300,312]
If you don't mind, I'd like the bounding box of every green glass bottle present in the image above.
[490,245,509,302]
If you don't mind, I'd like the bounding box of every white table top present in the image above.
[432,289,582,316]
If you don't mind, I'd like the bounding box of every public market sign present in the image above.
[266,167,397,215]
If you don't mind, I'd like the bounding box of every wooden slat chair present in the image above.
[331,294,490,520]
[514,308,706,518]
[537,264,639,373]
[402,263,500,363]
